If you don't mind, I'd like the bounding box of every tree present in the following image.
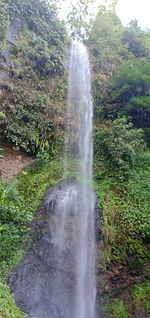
[111,59,150,128]
[66,0,95,40]
[89,6,126,72]
[122,20,150,59]
[88,6,129,121]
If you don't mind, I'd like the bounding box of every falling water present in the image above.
[51,40,96,318]
[65,40,96,318]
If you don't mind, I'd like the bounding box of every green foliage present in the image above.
[0,280,27,318]
[133,282,150,313]
[89,6,126,73]
[95,179,117,267]
[94,119,149,267]
[111,59,150,128]
[0,0,67,153]
[6,0,66,76]
[0,112,6,119]
[66,0,94,40]
[122,20,150,58]
[18,158,62,211]
[87,7,150,130]
[5,89,56,153]
[0,159,62,267]
[94,117,144,180]
[143,128,150,147]
[88,6,129,121]
[100,281,150,318]
[0,178,29,262]
[0,158,63,318]
[114,152,150,263]
[2,79,65,154]
[94,148,150,268]
[100,297,129,318]
[0,0,9,51]
[109,299,129,318]
[0,159,63,317]
[28,36,64,76]
[0,2,150,317]
[0,158,76,317]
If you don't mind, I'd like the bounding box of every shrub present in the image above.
[0,280,27,318]
[110,299,129,318]
[94,117,144,180]
[133,282,150,313]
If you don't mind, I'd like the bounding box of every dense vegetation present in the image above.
[0,1,150,317]
[0,0,67,154]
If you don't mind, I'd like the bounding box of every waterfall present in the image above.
[55,40,96,318]
[66,40,96,318]
[9,40,96,318]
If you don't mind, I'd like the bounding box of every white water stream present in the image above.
[52,40,96,318]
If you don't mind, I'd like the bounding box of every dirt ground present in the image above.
[0,143,32,182]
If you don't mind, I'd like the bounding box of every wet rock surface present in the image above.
[0,19,21,88]
[7,19,21,45]
[9,179,101,318]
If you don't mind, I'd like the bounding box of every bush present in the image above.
[111,151,150,264]
[0,179,30,262]
[101,298,129,318]
[0,280,27,318]
[133,282,150,313]
[94,149,150,267]
[94,117,144,180]
[110,299,129,318]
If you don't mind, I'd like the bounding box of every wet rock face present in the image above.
[0,18,21,69]
[0,19,21,87]
[9,179,101,318]
[7,19,21,45]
